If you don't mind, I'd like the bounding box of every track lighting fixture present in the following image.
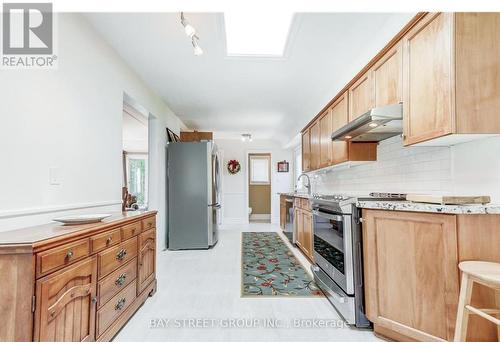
[181,12,203,56]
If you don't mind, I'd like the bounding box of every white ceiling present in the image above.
[86,12,415,145]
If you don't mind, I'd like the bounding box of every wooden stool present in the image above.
[454,261,500,342]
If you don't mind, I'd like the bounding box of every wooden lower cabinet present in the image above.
[0,211,157,342]
[138,228,156,294]
[34,257,98,342]
[280,195,287,230]
[363,209,500,342]
[294,199,314,261]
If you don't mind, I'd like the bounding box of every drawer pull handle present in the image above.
[106,237,113,244]
[115,273,127,286]
[115,298,126,311]
[116,249,127,261]
[66,250,74,259]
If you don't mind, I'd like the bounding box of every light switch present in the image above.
[49,167,61,185]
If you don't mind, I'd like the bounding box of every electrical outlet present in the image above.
[49,167,61,185]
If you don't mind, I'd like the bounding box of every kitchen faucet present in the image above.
[297,173,311,195]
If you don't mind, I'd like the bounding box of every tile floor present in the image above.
[114,222,381,342]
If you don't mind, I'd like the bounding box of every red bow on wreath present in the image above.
[227,159,241,175]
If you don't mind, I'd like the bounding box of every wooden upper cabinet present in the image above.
[319,109,333,168]
[403,12,500,146]
[454,13,500,134]
[301,130,311,172]
[372,41,403,107]
[349,71,374,121]
[403,12,454,145]
[309,120,321,170]
[35,257,98,342]
[363,209,459,342]
[330,91,349,165]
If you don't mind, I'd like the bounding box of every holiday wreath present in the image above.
[227,159,241,175]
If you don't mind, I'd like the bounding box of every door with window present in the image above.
[248,154,271,222]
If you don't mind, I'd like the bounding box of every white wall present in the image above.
[215,139,294,225]
[309,135,500,204]
[451,136,500,202]
[0,14,184,249]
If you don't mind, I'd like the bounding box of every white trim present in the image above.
[0,200,122,219]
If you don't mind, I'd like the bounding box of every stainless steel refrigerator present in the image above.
[166,141,220,250]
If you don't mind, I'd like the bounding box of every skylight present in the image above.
[224,12,294,57]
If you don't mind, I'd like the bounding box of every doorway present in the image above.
[248,153,271,223]
[122,99,149,210]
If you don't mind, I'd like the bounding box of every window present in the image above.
[249,155,270,185]
[125,153,148,208]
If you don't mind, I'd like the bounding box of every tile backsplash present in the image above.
[311,135,452,195]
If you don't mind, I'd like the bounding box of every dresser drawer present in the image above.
[142,216,156,231]
[121,221,141,240]
[98,257,137,308]
[96,281,136,337]
[37,238,90,277]
[98,237,138,279]
[91,228,121,254]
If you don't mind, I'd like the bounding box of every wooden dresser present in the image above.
[0,211,157,342]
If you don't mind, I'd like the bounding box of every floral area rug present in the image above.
[241,232,323,297]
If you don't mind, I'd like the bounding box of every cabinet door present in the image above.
[301,130,311,172]
[363,209,459,342]
[279,196,286,230]
[295,209,303,248]
[309,121,321,170]
[403,13,454,145]
[302,211,313,260]
[373,41,403,107]
[330,91,349,165]
[35,257,97,342]
[319,109,332,168]
[138,229,156,294]
[349,71,374,121]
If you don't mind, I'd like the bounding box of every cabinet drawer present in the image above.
[37,238,90,277]
[301,199,310,210]
[142,216,156,231]
[96,281,136,337]
[98,257,137,308]
[121,221,141,240]
[91,228,121,254]
[98,237,138,279]
[294,198,301,208]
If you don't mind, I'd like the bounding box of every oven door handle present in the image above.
[312,209,344,222]
[311,266,347,303]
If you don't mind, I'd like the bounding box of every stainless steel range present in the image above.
[310,193,405,328]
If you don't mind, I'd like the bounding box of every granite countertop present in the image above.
[357,200,500,215]
[278,192,312,199]
[279,192,500,214]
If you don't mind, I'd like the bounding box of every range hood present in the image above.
[331,103,403,142]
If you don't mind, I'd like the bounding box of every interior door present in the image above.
[34,257,97,342]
